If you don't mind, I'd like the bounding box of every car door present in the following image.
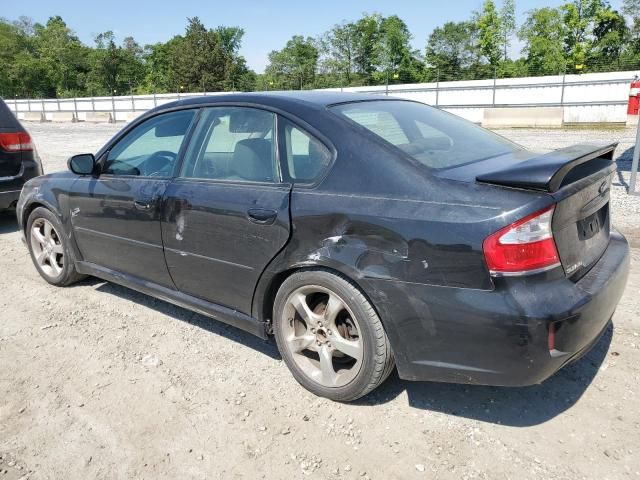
[70,109,197,287]
[161,106,291,314]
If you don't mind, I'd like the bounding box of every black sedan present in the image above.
[17,92,630,401]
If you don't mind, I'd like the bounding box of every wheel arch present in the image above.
[254,260,384,336]
[21,200,57,234]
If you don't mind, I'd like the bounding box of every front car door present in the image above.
[70,109,197,287]
[161,106,291,314]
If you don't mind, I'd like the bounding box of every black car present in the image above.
[0,98,42,211]
[17,92,630,401]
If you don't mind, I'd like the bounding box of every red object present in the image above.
[483,206,560,275]
[0,132,33,152]
[547,322,556,351]
[627,79,640,115]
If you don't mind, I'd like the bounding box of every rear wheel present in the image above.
[26,207,84,286]
[273,269,394,401]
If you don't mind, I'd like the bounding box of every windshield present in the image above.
[331,100,522,169]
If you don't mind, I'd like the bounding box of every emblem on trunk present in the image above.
[598,181,607,194]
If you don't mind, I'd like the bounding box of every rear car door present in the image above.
[69,109,197,287]
[161,106,291,314]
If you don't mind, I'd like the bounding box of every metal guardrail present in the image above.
[354,76,635,95]
[6,73,637,115]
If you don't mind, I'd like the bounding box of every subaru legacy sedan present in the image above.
[17,92,629,401]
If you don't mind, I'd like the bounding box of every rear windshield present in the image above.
[330,100,521,169]
[0,99,21,130]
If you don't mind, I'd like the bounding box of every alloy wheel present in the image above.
[281,285,363,388]
[30,218,64,278]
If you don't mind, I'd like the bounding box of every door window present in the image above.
[281,119,332,183]
[104,109,196,176]
[180,107,277,183]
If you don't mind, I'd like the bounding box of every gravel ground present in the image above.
[0,122,639,480]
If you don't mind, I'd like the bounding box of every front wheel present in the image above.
[273,269,395,402]
[26,207,84,286]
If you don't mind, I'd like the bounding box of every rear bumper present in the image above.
[0,160,41,210]
[362,230,630,386]
[0,189,21,210]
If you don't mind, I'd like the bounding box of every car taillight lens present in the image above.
[0,132,33,152]
[483,206,560,275]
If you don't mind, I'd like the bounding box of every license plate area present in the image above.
[577,208,604,241]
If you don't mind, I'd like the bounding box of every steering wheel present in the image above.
[144,150,177,176]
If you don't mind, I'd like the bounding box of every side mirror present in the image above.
[68,153,96,175]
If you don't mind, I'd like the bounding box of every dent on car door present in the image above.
[161,106,291,314]
[70,109,197,286]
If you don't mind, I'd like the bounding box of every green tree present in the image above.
[85,32,145,95]
[265,35,319,89]
[31,16,89,96]
[519,7,567,74]
[425,21,479,80]
[590,8,629,67]
[322,22,358,85]
[141,40,175,93]
[561,0,605,70]
[167,17,228,92]
[378,15,423,83]
[353,13,382,84]
[477,0,503,66]
[500,0,517,60]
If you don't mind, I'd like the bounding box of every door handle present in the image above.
[133,199,152,210]
[247,208,277,225]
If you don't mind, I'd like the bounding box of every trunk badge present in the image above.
[598,181,607,194]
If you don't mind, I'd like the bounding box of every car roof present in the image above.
[156,90,397,113]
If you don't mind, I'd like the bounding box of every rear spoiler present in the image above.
[476,143,617,193]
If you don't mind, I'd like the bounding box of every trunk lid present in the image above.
[459,143,616,280]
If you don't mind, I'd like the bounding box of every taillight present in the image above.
[0,132,33,152]
[483,206,560,275]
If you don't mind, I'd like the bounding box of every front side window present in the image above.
[104,109,196,176]
[180,107,277,183]
[331,100,521,169]
[281,119,332,183]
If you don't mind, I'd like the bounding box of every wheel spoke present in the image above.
[35,250,47,266]
[44,221,53,241]
[31,227,46,245]
[287,333,315,353]
[319,345,336,385]
[51,243,64,254]
[331,335,362,361]
[49,254,62,275]
[323,293,344,326]
[290,292,317,326]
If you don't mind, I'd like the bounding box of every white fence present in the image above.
[329,70,639,124]
[5,70,640,125]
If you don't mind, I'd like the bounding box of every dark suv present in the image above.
[0,98,42,211]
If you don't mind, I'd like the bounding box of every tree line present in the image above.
[2,0,640,99]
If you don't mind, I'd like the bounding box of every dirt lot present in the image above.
[0,123,639,480]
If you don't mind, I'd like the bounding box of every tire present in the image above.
[273,269,394,402]
[26,207,85,286]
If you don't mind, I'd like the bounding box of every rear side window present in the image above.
[0,99,21,130]
[281,119,331,183]
[331,100,521,169]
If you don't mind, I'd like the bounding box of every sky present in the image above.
[3,0,625,73]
